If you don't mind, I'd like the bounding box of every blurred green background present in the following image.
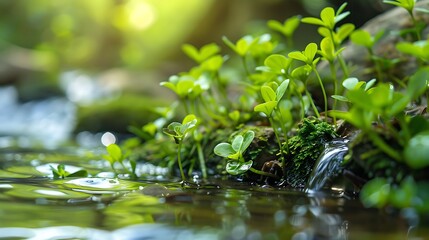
[0,0,386,134]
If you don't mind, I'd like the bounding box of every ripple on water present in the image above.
[62,177,144,194]
[3,184,91,200]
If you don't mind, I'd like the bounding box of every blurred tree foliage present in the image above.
[0,0,384,80]
[0,0,214,73]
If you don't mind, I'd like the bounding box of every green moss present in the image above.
[285,118,338,187]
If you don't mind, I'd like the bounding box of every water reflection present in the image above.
[0,150,428,239]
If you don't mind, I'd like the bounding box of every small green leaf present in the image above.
[268,16,300,37]
[407,67,429,100]
[351,30,373,48]
[360,178,391,208]
[163,122,181,137]
[160,81,177,93]
[229,110,240,122]
[365,79,377,91]
[264,54,291,74]
[390,177,416,208]
[370,84,394,108]
[288,51,307,62]
[201,55,224,71]
[276,79,290,101]
[336,23,355,43]
[319,37,335,62]
[231,134,244,153]
[254,101,277,116]
[106,144,123,163]
[304,43,318,63]
[320,7,335,29]
[346,89,373,111]
[67,170,88,178]
[226,160,253,175]
[214,143,236,158]
[342,77,359,90]
[241,131,255,153]
[182,44,200,62]
[176,79,194,98]
[301,17,325,27]
[404,131,429,169]
[261,86,276,102]
[331,95,349,102]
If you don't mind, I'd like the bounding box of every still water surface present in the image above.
[0,148,427,240]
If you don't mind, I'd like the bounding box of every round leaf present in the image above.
[404,132,429,169]
[226,160,253,175]
[214,143,236,158]
[360,178,391,208]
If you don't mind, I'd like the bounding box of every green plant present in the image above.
[350,30,392,81]
[103,143,137,179]
[163,114,198,181]
[267,15,300,49]
[289,42,328,118]
[254,79,291,173]
[50,164,88,179]
[383,0,427,40]
[301,3,353,79]
[396,38,429,64]
[214,130,278,178]
[214,130,255,175]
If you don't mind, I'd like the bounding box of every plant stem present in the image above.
[329,62,338,125]
[337,55,349,80]
[241,56,251,77]
[268,117,283,154]
[249,167,280,179]
[366,131,402,162]
[196,141,207,179]
[312,66,328,118]
[291,80,305,119]
[177,141,186,181]
[368,48,384,82]
[409,11,421,41]
[305,89,320,118]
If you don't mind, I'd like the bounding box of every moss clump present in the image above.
[285,118,338,187]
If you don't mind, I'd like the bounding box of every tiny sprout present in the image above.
[50,164,88,179]
[267,16,301,39]
[103,143,136,178]
[396,39,429,63]
[214,130,255,175]
[182,43,220,63]
[288,43,319,66]
[163,114,198,181]
[222,35,258,57]
[256,54,292,75]
[383,0,415,13]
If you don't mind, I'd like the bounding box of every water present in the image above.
[306,139,349,192]
[0,149,428,240]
